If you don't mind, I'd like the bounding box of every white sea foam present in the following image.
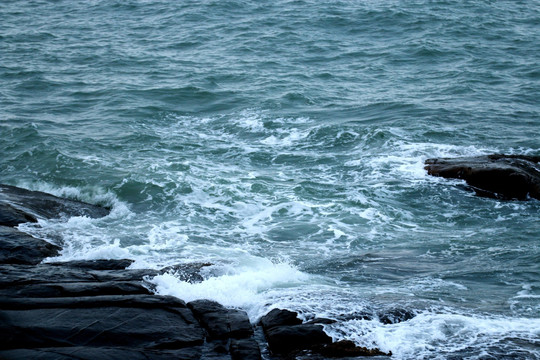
[325,312,540,360]
[150,256,310,318]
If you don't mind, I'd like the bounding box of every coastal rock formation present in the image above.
[0,184,262,360]
[424,154,540,200]
[260,308,391,357]
[0,226,60,265]
[0,184,110,224]
[188,299,255,340]
[0,184,393,359]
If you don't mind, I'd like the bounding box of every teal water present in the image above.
[1,1,539,358]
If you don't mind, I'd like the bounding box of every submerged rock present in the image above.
[377,308,416,325]
[425,154,540,200]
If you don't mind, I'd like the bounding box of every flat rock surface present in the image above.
[425,154,540,200]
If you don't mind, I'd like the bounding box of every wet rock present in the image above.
[158,262,212,283]
[0,305,204,350]
[260,308,390,358]
[260,308,303,330]
[425,154,540,200]
[47,258,135,270]
[264,323,332,355]
[2,280,151,298]
[0,184,110,220]
[188,299,254,339]
[0,263,157,288]
[315,340,391,357]
[0,185,266,360]
[0,347,203,360]
[0,294,187,310]
[305,317,338,325]
[0,226,60,265]
[378,308,416,325]
[230,338,262,360]
[0,203,37,227]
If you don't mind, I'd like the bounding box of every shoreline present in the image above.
[0,184,390,359]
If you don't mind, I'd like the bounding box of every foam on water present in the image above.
[150,256,310,318]
[2,0,539,357]
[324,313,540,359]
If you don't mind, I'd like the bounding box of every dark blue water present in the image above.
[1,1,539,358]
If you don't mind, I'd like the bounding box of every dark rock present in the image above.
[0,226,60,265]
[305,318,338,325]
[0,202,37,227]
[0,185,265,359]
[159,262,212,283]
[260,308,303,331]
[0,305,203,350]
[0,184,110,220]
[0,263,158,288]
[335,310,374,322]
[315,340,391,357]
[47,258,135,270]
[188,300,254,339]
[0,347,203,360]
[2,281,151,298]
[230,338,262,360]
[378,308,416,325]
[425,154,540,200]
[264,324,332,355]
[0,294,187,310]
[188,299,227,315]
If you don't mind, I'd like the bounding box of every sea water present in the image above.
[1,1,539,358]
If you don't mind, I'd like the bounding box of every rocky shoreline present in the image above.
[3,153,536,358]
[0,184,391,359]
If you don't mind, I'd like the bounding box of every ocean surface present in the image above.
[1,1,539,358]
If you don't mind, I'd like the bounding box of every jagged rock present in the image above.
[260,308,303,330]
[230,338,262,360]
[0,226,60,265]
[264,324,332,355]
[315,340,391,357]
[0,184,110,221]
[425,154,540,200]
[188,299,254,339]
